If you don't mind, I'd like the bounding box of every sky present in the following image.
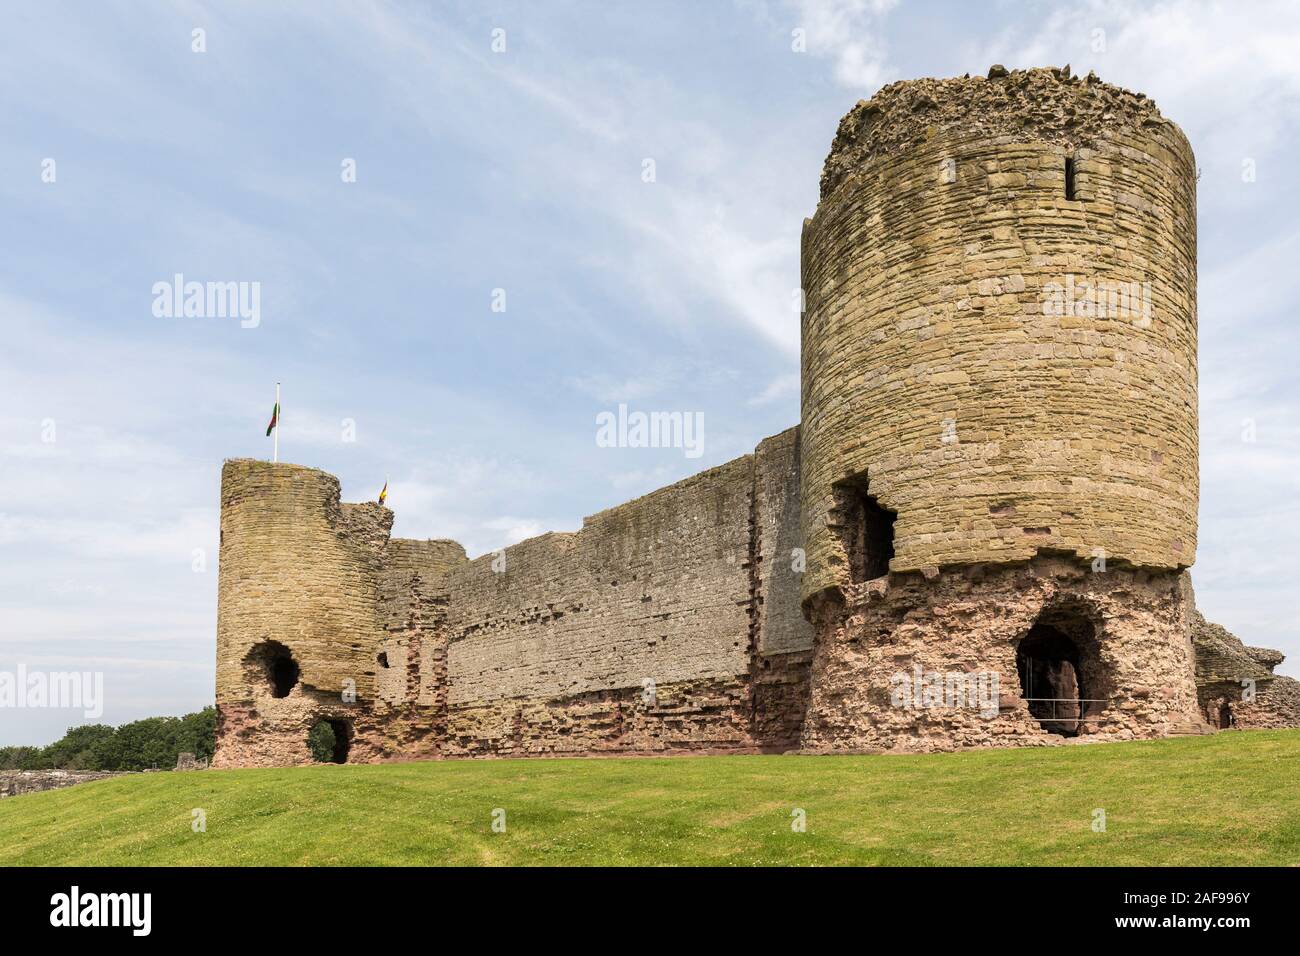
[1,0,1297,745]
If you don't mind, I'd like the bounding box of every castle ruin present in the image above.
[213,68,1299,768]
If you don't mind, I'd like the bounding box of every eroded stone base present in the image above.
[215,654,813,766]
[212,691,443,768]
[443,677,752,758]
[800,555,1206,753]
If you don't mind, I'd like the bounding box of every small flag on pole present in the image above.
[378,479,388,506]
[268,382,281,463]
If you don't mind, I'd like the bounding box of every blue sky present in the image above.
[1,0,1297,744]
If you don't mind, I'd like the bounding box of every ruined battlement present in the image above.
[819,66,1189,199]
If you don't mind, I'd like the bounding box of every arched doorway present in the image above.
[307,718,351,763]
[1016,604,1106,736]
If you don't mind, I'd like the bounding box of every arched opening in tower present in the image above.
[1015,605,1106,737]
[243,640,300,699]
[832,476,896,583]
[307,717,352,763]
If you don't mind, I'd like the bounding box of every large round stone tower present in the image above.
[797,67,1205,751]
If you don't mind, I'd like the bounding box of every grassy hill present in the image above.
[2,730,1297,866]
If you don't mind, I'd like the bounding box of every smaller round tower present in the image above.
[214,459,393,767]
[797,67,1205,752]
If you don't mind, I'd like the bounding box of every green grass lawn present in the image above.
[2,730,1297,866]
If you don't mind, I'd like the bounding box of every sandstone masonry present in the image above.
[213,68,1296,768]
[215,430,812,766]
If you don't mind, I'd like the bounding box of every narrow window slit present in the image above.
[1065,156,1077,200]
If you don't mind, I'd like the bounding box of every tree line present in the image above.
[0,707,216,771]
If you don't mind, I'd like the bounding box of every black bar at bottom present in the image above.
[0,866,1289,941]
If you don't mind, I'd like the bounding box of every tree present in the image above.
[3,706,218,772]
[0,746,40,770]
[307,720,337,762]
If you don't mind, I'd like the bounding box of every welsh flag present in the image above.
[265,403,279,437]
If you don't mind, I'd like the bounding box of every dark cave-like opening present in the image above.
[1016,606,1105,737]
[308,718,352,763]
[271,656,300,698]
[834,477,896,583]
[245,640,300,699]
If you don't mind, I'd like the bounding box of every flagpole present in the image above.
[273,382,280,464]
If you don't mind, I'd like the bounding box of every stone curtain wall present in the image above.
[753,431,812,656]
[799,68,1198,605]
[375,538,468,708]
[439,427,812,756]
[442,457,753,709]
[214,432,813,766]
